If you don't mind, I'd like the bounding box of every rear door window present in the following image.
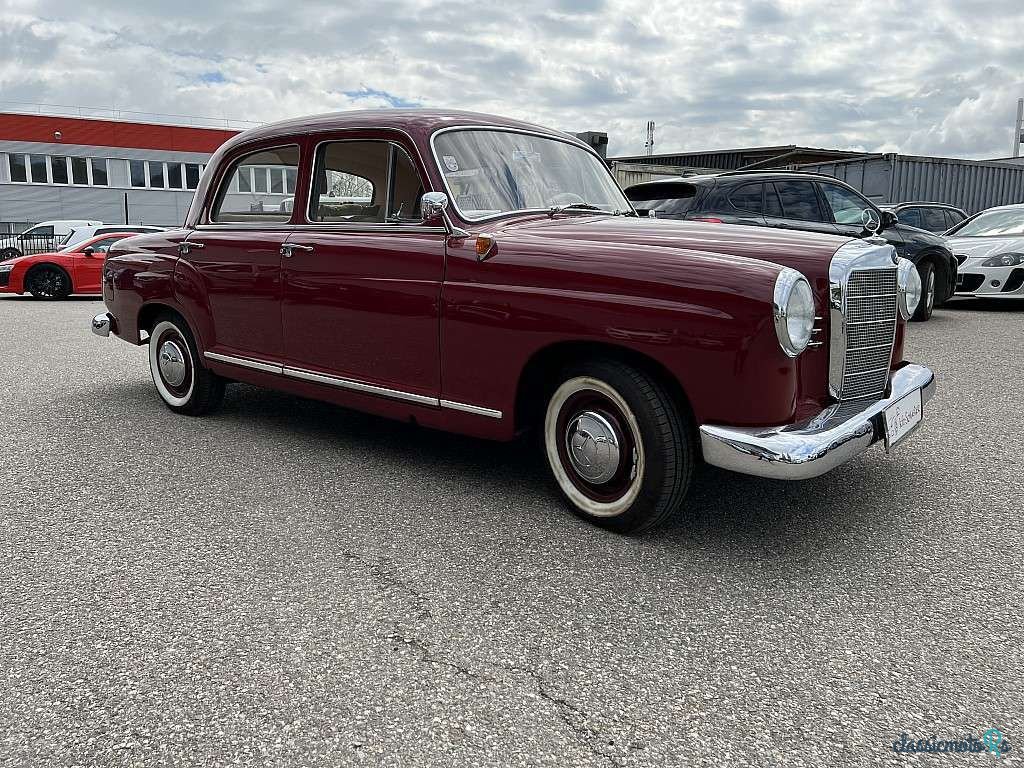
[211,145,300,224]
[728,183,763,213]
[764,184,785,217]
[921,207,948,232]
[775,181,823,222]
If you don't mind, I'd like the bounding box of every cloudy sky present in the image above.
[2,0,1022,159]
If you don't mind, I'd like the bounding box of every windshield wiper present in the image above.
[547,203,605,218]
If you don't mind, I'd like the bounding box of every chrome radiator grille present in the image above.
[840,267,898,400]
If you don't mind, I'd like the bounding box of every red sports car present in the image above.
[0,232,139,299]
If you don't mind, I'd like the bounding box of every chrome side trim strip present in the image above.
[282,365,439,407]
[440,399,503,419]
[204,351,284,374]
[205,352,504,417]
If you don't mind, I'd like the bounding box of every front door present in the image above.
[74,236,122,292]
[281,137,444,401]
[181,143,302,361]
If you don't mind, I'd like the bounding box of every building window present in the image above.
[285,167,297,194]
[185,163,201,190]
[29,155,49,183]
[71,157,89,185]
[91,158,108,186]
[129,160,146,188]
[147,161,165,189]
[51,156,69,185]
[167,163,183,189]
[253,167,268,194]
[270,169,284,194]
[9,154,28,183]
[236,168,251,193]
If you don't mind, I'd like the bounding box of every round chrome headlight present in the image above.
[897,258,922,319]
[773,268,815,357]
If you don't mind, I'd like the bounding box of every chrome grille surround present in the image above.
[828,240,901,401]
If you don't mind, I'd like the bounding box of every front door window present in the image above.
[820,183,873,226]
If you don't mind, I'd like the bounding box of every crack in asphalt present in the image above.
[340,547,628,766]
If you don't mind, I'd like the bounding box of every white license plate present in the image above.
[883,388,923,451]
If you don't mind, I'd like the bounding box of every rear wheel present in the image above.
[912,262,935,321]
[148,314,225,415]
[27,266,72,299]
[543,359,694,534]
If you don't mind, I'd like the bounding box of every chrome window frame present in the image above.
[304,138,433,230]
[205,142,301,226]
[428,125,634,224]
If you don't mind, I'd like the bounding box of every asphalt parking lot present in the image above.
[1,294,1021,767]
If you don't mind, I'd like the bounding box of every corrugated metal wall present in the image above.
[799,154,1024,214]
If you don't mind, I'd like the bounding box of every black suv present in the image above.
[625,171,957,320]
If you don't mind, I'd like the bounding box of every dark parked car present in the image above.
[625,171,957,320]
[881,202,967,234]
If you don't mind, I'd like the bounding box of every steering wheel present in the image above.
[547,192,587,207]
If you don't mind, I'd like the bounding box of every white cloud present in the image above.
[0,0,1021,158]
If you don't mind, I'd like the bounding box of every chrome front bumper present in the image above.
[700,364,936,481]
[91,312,114,337]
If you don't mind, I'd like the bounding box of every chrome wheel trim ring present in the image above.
[544,376,644,518]
[149,320,195,407]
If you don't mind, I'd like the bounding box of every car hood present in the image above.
[891,223,947,245]
[945,236,1024,262]
[493,215,852,288]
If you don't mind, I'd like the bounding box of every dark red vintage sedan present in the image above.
[92,110,934,533]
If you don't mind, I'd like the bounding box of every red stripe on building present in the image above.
[0,113,240,153]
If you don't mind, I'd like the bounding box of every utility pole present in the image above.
[644,121,655,157]
[1015,98,1023,158]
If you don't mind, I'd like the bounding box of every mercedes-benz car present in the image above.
[90,110,935,534]
[625,172,957,321]
[947,204,1024,298]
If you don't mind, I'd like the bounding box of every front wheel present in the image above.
[27,266,72,299]
[543,360,695,534]
[149,314,225,415]
[912,262,935,321]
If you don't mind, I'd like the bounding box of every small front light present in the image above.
[897,259,922,319]
[773,268,815,357]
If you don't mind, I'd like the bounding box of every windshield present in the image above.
[950,208,1024,237]
[433,129,631,220]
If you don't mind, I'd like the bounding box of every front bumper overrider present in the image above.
[700,364,935,480]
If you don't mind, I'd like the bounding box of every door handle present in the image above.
[280,243,314,258]
[179,240,205,255]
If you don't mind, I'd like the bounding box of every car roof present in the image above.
[220,108,580,151]
[888,202,966,212]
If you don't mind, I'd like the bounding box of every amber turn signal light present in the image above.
[476,234,496,261]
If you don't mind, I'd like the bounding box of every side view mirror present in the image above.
[81,246,96,257]
[421,192,449,221]
[882,210,899,229]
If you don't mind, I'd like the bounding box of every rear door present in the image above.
[180,142,302,363]
[763,180,838,235]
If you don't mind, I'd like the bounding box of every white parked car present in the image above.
[63,224,166,249]
[947,204,1024,298]
[0,219,101,261]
